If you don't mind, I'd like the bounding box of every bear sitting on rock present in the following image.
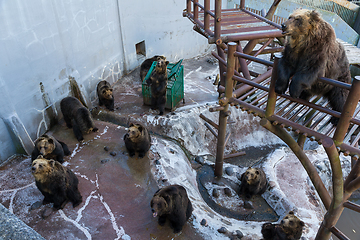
[146,58,169,115]
[239,167,268,200]
[97,80,114,111]
[31,155,82,210]
[140,55,166,82]
[150,184,193,233]
[275,9,351,125]
[31,134,70,163]
[123,123,151,158]
[262,211,304,240]
[60,96,98,142]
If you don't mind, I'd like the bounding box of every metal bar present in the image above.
[200,113,219,130]
[204,0,210,31]
[216,46,227,87]
[242,8,282,29]
[330,227,350,240]
[209,30,283,44]
[233,69,272,98]
[224,132,231,146]
[236,43,251,80]
[247,38,274,64]
[318,77,351,90]
[344,201,360,213]
[204,122,218,138]
[333,77,360,144]
[224,151,246,159]
[265,54,279,117]
[186,0,191,14]
[193,0,199,21]
[240,0,245,9]
[215,42,236,177]
[249,47,284,55]
[233,51,274,67]
[214,0,221,42]
[260,118,331,209]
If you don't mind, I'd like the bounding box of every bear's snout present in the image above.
[31,166,36,172]
[281,23,287,32]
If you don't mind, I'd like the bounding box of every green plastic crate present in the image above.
[142,60,184,110]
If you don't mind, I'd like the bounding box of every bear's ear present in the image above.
[138,126,143,132]
[288,211,294,215]
[310,10,320,21]
[255,170,260,175]
[165,61,169,66]
[129,123,135,127]
[300,221,305,227]
[48,138,54,144]
[109,88,113,92]
[49,159,56,167]
[156,56,161,61]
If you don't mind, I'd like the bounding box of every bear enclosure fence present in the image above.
[184,0,360,239]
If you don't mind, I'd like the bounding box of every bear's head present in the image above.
[242,167,261,185]
[126,123,144,141]
[102,88,113,100]
[154,59,169,74]
[35,135,56,156]
[31,156,56,182]
[150,195,169,217]
[280,211,304,238]
[281,9,321,38]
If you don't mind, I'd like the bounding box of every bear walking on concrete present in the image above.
[31,134,70,163]
[60,96,98,142]
[262,211,305,240]
[123,123,151,158]
[239,167,268,200]
[140,55,166,82]
[150,184,193,233]
[146,58,169,115]
[31,155,82,210]
[275,9,351,125]
[97,80,114,111]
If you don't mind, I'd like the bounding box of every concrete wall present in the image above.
[0,0,216,163]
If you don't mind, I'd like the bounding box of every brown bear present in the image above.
[261,211,305,240]
[123,123,151,158]
[140,55,166,82]
[96,80,114,111]
[150,184,193,233]
[60,96,98,142]
[275,9,351,125]
[239,167,268,200]
[31,134,71,163]
[146,58,169,115]
[31,155,82,210]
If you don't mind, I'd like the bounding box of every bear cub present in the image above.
[140,55,166,82]
[97,80,114,111]
[275,9,351,125]
[60,96,98,142]
[239,167,268,200]
[31,155,82,210]
[150,184,193,233]
[31,134,70,163]
[146,58,169,115]
[262,211,304,240]
[123,123,151,158]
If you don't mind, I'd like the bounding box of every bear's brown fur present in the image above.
[262,211,305,240]
[97,80,114,111]
[150,184,193,233]
[239,167,268,200]
[146,58,169,115]
[140,55,166,82]
[31,134,70,163]
[275,9,351,125]
[123,123,151,158]
[60,96,98,142]
[31,155,82,210]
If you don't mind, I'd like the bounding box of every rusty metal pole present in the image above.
[265,53,279,117]
[214,0,221,42]
[186,0,191,13]
[204,0,210,31]
[214,42,236,177]
[333,76,360,145]
[237,42,251,80]
[193,0,199,20]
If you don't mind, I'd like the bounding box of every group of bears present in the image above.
[28,8,355,238]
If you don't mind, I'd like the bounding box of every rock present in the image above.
[101,159,110,164]
[169,148,175,154]
[200,219,208,226]
[234,230,244,238]
[154,160,161,165]
[104,146,109,151]
[218,227,228,234]
[110,151,117,156]
[212,188,221,198]
[236,172,242,181]
[224,187,232,197]
[41,208,54,219]
[195,155,205,164]
[30,201,42,210]
[225,167,234,176]
[244,201,254,209]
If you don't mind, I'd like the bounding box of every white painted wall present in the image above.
[0,0,218,163]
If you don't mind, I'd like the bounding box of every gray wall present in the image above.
[0,0,218,163]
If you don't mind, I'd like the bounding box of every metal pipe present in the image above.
[200,113,219,130]
[232,69,272,97]
[249,47,284,55]
[204,122,218,138]
[208,30,283,44]
[204,0,210,31]
[224,151,246,159]
[214,0,222,42]
[265,54,279,117]
[193,0,199,20]
[236,43,251,80]
[215,42,236,177]
[330,227,350,240]
[343,201,360,213]
[233,51,274,67]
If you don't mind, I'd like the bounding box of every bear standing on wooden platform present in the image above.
[31,134,70,163]
[146,58,169,115]
[150,184,193,233]
[97,80,114,111]
[31,155,82,210]
[123,123,151,158]
[261,211,305,240]
[140,55,166,82]
[239,167,268,200]
[275,9,351,125]
[60,96,98,142]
